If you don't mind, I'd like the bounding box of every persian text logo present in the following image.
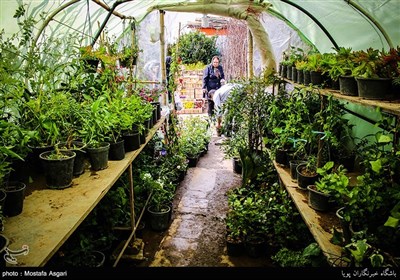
[3,244,29,264]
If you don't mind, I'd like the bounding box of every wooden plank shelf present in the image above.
[3,116,166,267]
[273,161,348,267]
[284,79,400,116]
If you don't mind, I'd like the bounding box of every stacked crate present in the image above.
[177,69,206,114]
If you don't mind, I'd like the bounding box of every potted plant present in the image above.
[79,46,101,72]
[142,172,174,231]
[39,147,76,189]
[119,44,142,68]
[296,155,318,190]
[307,161,349,212]
[352,47,395,99]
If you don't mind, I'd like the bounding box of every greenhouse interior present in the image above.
[0,0,400,275]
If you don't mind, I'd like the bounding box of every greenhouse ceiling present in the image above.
[1,0,398,53]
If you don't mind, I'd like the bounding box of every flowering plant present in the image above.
[138,86,164,102]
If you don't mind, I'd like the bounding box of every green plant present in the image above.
[342,238,387,267]
[271,243,324,267]
[327,47,357,81]
[315,161,349,201]
[141,172,174,212]
[352,47,398,79]
[171,30,218,65]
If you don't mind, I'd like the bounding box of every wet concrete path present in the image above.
[130,118,273,268]
[148,134,239,267]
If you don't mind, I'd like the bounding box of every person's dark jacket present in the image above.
[202,64,225,95]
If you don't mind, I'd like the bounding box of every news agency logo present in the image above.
[3,244,29,264]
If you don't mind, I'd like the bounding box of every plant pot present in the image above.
[82,58,99,73]
[232,157,242,174]
[310,71,323,85]
[59,141,87,176]
[86,142,110,171]
[297,68,304,84]
[244,234,266,258]
[151,101,161,121]
[147,205,171,231]
[303,70,311,85]
[286,66,292,79]
[291,67,298,82]
[3,181,26,217]
[356,77,392,100]
[280,65,287,78]
[339,75,358,96]
[289,160,306,182]
[27,144,54,174]
[40,150,76,189]
[123,132,141,152]
[296,163,318,190]
[89,250,106,267]
[139,129,147,145]
[187,155,199,168]
[307,185,331,212]
[178,169,186,182]
[135,221,146,238]
[8,158,29,183]
[108,139,125,161]
[275,149,288,166]
[226,235,245,257]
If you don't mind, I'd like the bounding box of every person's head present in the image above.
[211,56,220,67]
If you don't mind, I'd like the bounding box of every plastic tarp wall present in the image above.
[1,0,399,75]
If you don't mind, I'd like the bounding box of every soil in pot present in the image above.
[296,163,318,190]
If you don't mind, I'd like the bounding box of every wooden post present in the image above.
[160,10,167,106]
[247,28,253,79]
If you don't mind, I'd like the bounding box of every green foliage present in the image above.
[271,243,324,267]
[315,161,349,201]
[173,31,219,65]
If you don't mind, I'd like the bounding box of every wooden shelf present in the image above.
[285,79,400,116]
[321,89,400,116]
[3,116,166,267]
[273,161,348,267]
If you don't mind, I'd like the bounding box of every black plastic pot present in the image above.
[3,181,26,217]
[232,157,242,174]
[59,141,87,177]
[40,150,76,189]
[147,205,171,231]
[27,144,54,174]
[296,163,318,190]
[356,77,392,100]
[108,139,125,161]
[307,185,331,212]
[289,160,306,182]
[86,142,110,171]
[123,132,141,152]
[339,75,358,96]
